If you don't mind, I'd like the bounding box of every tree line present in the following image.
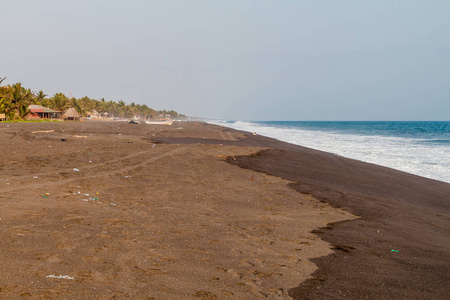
[0,77,182,121]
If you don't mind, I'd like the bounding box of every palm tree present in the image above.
[0,96,9,114]
[1,78,182,121]
[2,83,34,119]
[70,98,84,116]
[48,93,69,111]
[35,90,47,104]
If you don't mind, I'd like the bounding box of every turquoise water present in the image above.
[258,121,450,143]
[211,121,450,183]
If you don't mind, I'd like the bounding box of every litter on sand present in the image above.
[46,275,74,280]
[73,168,80,172]
[391,249,400,252]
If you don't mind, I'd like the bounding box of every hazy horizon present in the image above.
[2,1,449,121]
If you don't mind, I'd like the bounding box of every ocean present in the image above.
[209,121,450,184]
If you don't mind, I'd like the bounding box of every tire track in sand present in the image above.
[219,130,237,141]
[0,145,190,193]
[1,149,153,181]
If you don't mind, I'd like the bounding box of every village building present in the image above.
[87,109,101,119]
[28,105,63,120]
[63,107,81,121]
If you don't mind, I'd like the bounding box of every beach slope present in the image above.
[0,121,356,299]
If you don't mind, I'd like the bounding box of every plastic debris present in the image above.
[110,203,117,206]
[33,176,38,179]
[391,249,400,252]
[73,168,80,172]
[46,275,74,280]
[61,139,67,142]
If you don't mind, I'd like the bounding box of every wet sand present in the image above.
[223,129,450,299]
[1,121,449,299]
[0,121,354,299]
[150,123,450,299]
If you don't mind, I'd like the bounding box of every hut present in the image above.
[63,108,81,121]
[88,109,101,119]
[28,105,63,120]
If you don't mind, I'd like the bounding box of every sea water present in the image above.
[209,121,450,184]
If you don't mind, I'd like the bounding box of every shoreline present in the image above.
[215,124,450,299]
[0,120,448,299]
[0,121,353,299]
[208,120,450,185]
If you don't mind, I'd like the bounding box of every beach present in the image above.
[0,121,449,299]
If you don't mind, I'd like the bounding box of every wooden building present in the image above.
[28,105,63,120]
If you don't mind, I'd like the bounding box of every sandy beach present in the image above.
[0,121,449,299]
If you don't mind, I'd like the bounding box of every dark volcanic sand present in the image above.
[158,124,450,299]
[1,120,448,299]
[219,127,450,299]
[0,121,355,299]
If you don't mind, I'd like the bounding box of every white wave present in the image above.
[209,120,450,183]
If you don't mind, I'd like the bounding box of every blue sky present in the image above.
[2,0,449,120]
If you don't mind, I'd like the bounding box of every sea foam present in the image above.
[209,120,450,184]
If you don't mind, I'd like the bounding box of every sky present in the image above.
[1,0,449,121]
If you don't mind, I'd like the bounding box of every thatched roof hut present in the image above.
[63,108,80,121]
[88,109,100,118]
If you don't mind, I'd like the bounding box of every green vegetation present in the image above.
[0,77,182,121]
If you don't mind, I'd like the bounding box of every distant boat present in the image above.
[145,120,174,126]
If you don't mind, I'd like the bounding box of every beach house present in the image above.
[28,105,63,120]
